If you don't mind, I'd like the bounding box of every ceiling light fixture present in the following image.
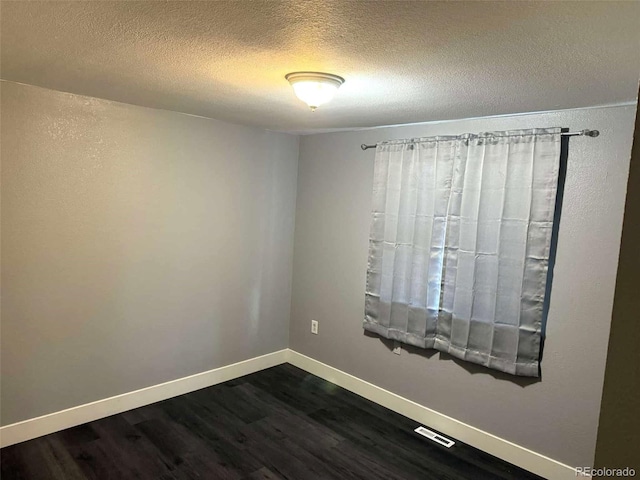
[285,72,345,111]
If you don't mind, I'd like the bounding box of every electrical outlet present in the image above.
[311,320,319,334]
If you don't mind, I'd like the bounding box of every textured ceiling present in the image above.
[2,1,639,133]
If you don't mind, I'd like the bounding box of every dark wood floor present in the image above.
[1,364,543,480]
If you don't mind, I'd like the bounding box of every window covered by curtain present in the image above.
[364,128,561,376]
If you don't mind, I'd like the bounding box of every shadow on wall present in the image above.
[364,332,540,387]
[362,133,571,388]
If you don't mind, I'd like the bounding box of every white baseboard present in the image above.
[0,348,585,480]
[287,349,583,480]
[0,349,288,448]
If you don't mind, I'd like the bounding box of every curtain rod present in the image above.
[360,129,600,151]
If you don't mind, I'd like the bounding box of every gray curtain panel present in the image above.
[364,128,561,376]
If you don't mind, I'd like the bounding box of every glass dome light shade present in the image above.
[285,72,345,110]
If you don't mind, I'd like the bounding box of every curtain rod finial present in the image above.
[583,129,600,137]
[361,144,368,150]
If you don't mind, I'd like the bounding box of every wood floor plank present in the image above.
[157,395,263,477]
[68,416,178,480]
[241,466,285,480]
[1,437,88,480]
[57,424,100,447]
[66,438,138,480]
[1,364,544,480]
[187,383,270,424]
[310,405,526,480]
[240,433,338,480]
[320,440,421,480]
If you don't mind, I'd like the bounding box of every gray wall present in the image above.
[2,78,637,470]
[289,105,636,468]
[0,81,299,426]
